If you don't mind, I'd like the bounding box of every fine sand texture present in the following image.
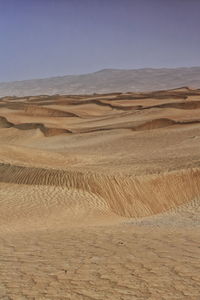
[0,88,200,299]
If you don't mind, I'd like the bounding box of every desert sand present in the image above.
[0,87,200,299]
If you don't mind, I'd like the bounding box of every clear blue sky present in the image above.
[0,0,200,82]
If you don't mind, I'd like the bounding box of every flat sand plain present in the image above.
[0,87,200,299]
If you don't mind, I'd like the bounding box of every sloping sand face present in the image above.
[0,88,200,299]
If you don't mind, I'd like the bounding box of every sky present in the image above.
[0,0,200,82]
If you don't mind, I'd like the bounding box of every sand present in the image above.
[0,87,200,299]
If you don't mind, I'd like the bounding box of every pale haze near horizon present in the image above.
[0,0,200,82]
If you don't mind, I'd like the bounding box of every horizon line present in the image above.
[1,65,200,84]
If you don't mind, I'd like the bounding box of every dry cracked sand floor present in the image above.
[0,87,200,299]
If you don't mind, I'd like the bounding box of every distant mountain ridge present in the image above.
[0,67,200,97]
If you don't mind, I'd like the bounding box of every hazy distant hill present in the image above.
[0,67,200,97]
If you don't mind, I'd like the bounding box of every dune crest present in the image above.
[0,163,200,219]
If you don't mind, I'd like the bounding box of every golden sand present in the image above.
[0,88,200,299]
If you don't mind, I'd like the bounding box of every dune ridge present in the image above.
[0,116,13,128]
[144,100,200,110]
[24,105,79,117]
[1,162,200,218]
[1,113,200,136]
[0,115,72,136]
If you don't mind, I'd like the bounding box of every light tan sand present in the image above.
[0,88,200,299]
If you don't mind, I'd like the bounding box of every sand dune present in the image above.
[0,116,13,128]
[0,116,72,136]
[144,100,200,110]
[0,163,200,221]
[24,105,79,117]
[14,123,71,136]
[0,88,200,299]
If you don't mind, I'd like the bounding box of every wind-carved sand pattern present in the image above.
[0,87,200,299]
